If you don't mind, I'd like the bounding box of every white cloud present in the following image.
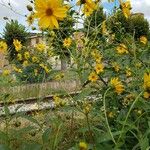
[0,0,31,34]
[0,0,149,36]
[131,0,150,23]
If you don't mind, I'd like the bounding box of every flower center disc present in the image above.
[46,8,53,16]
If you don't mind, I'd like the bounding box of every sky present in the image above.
[0,0,150,36]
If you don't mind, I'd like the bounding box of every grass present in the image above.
[0,107,96,150]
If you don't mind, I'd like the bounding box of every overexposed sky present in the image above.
[0,0,150,35]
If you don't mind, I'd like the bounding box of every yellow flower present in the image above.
[32,56,39,63]
[135,62,142,68]
[23,60,29,67]
[126,67,132,77]
[108,112,115,118]
[34,0,67,29]
[144,92,150,99]
[53,95,66,107]
[24,51,30,59]
[120,0,131,18]
[39,63,45,68]
[110,77,124,94]
[88,72,98,82]
[35,43,46,52]
[55,73,64,80]
[34,69,38,76]
[63,38,72,48]
[92,51,103,63]
[108,0,114,2]
[44,66,50,73]
[27,13,34,26]
[13,66,22,73]
[0,41,7,53]
[82,4,94,16]
[64,4,71,10]
[116,43,128,54]
[140,36,148,45]
[79,142,88,150]
[17,53,22,61]
[112,62,120,72]
[40,63,50,73]
[83,103,92,114]
[95,63,104,74]
[77,0,97,16]
[3,69,10,76]
[77,0,97,9]
[143,73,150,90]
[102,21,107,35]
[13,39,22,52]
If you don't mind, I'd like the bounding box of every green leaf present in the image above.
[18,114,41,127]
[73,87,94,101]
[42,128,52,144]
[0,145,10,150]
[0,131,8,142]
[95,131,122,143]
[4,105,10,116]
[21,143,42,150]
[140,136,149,150]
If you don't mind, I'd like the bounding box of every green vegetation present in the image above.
[3,20,29,62]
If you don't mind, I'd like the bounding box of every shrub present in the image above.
[3,20,29,62]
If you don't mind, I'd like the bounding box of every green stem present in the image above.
[53,124,62,150]
[116,91,143,147]
[103,87,116,145]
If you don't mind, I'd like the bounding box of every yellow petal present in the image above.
[51,16,59,29]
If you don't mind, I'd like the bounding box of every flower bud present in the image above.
[27,5,33,11]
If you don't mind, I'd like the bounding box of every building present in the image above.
[28,33,46,47]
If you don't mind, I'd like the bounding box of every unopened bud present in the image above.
[31,26,36,30]
[27,5,33,11]
[3,17,8,20]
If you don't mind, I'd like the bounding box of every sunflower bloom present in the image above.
[77,0,97,9]
[36,43,46,52]
[77,0,97,16]
[88,72,98,82]
[27,13,34,26]
[95,63,104,74]
[144,92,150,99]
[126,67,132,77]
[0,41,7,53]
[23,60,29,67]
[63,38,72,48]
[79,141,88,150]
[24,52,30,59]
[34,0,67,29]
[111,77,124,94]
[17,53,22,61]
[143,73,150,90]
[13,66,22,73]
[112,62,120,72]
[82,4,94,16]
[13,39,22,52]
[92,52,103,63]
[116,44,128,54]
[102,21,107,35]
[3,69,11,76]
[32,56,39,63]
[140,36,148,45]
[120,0,131,18]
